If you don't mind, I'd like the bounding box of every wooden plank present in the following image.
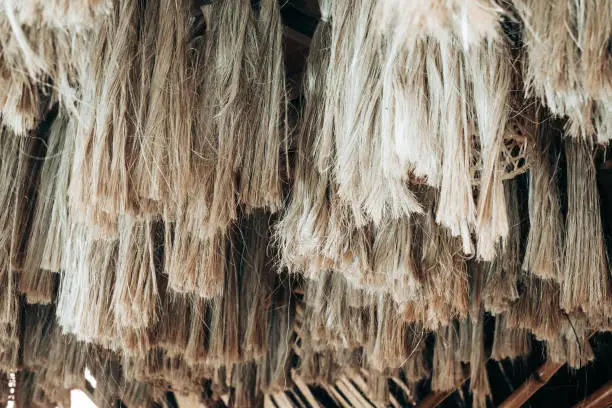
[274,392,295,408]
[292,371,321,408]
[264,394,277,408]
[417,389,460,408]
[339,376,374,408]
[323,383,352,408]
[572,381,612,408]
[336,379,368,408]
[498,361,564,408]
[416,376,469,408]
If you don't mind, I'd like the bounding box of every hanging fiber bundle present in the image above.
[561,138,610,319]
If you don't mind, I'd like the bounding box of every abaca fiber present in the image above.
[0,0,610,407]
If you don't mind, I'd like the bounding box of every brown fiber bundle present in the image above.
[69,0,139,231]
[561,139,610,319]
[419,204,469,329]
[491,314,532,361]
[238,0,288,213]
[515,0,611,141]
[134,0,193,211]
[275,0,331,278]
[323,0,421,226]
[3,0,612,405]
[522,113,564,281]
[483,180,521,315]
[435,38,476,254]
[205,0,257,233]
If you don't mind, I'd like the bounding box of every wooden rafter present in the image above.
[498,360,564,408]
[572,381,612,408]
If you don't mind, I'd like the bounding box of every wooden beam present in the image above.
[416,376,469,408]
[498,361,564,408]
[291,371,321,408]
[572,381,612,408]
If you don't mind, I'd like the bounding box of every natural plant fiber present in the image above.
[1,0,612,406]
[561,138,610,318]
[522,112,564,281]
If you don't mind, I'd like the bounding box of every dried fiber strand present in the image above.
[113,216,159,330]
[506,276,562,341]
[431,324,464,392]
[206,0,258,234]
[238,0,287,212]
[468,39,511,261]
[70,0,140,231]
[420,203,469,329]
[372,216,421,305]
[491,314,531,361]
[483,180,520,314]
[522,113,564,281]
[23,111,69,278]
[547,313,594,369]
[208,239,240,365]
[134,0,193,210]
[57,225,118,347]
[375,0,503,49]
[274,0,331,275]
[435,38,476,254]
[469,311,491,408]
[381,38,441,187]
[332,0,421,225]
[561,139,610,317]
